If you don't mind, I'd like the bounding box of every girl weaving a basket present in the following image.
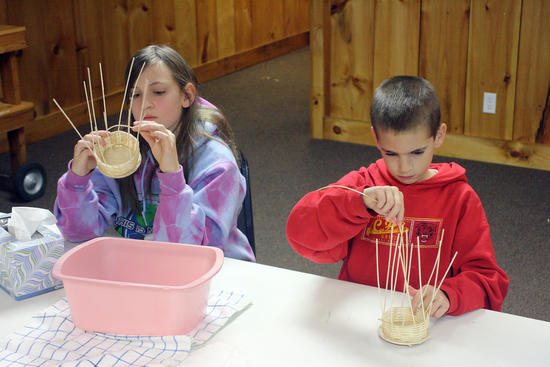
[54,45,255,261]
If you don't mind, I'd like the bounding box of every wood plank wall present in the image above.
[0,0,309,150]
[313,0,550,171]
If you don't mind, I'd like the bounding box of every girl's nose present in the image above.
[142,95,153,110]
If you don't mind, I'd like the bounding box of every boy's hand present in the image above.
[409,285,450,318]
[362,186,404,226]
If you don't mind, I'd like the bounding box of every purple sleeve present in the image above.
[153,160,246,252]
[54,161,121,241]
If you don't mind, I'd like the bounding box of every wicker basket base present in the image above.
[378,325,429,346]
[95,129,141,179]
[378,307,430,346]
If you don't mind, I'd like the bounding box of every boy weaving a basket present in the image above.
[286,76,509,317]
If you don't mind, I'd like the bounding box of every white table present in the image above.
[1,257,549,366]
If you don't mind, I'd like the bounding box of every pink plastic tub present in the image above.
[52,237,223,336]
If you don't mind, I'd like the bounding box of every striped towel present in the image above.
[0,290,250,366]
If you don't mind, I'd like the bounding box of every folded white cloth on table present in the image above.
[0,290,250,366]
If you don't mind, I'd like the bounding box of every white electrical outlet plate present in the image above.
[483,92,497,114]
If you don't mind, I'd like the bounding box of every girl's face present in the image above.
[374,123,446,185]
[130,62,191,131]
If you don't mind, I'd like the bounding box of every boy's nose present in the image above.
[398,156,412,174]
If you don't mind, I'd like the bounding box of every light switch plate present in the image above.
[483,92,497,114]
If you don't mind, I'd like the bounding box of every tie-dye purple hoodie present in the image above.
[54,116,255,262]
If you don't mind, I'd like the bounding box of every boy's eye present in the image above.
[412,150,425,155]
[132,93,140,99]
[153,90,165,95]
[384,152,397,156]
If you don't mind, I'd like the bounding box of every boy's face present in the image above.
[373,123,446,185]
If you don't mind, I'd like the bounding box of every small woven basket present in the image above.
[94,125,141,179]
[378,307,429,346]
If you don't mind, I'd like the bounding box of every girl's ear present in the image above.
[181,82,196,108]
[434,123,447,148]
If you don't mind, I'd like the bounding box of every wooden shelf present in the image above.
[0,25,26,54]
[0,25,32,176]
[0,100,34,131]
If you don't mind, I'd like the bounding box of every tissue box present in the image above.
[0,225,64,300]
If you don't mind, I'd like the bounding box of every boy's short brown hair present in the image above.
[370,76,441,137]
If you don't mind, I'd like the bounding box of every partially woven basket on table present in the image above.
[379,306,429,346]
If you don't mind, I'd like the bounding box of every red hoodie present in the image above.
[286,159,509,316]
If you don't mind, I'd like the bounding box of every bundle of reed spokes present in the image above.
[53,58,147,179]
[316,185,459,346]
[375,226,457,346]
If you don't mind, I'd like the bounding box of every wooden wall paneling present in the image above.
[465,0,521,140]
[284,0,310,36]
[45,0,80,110]
[99,0,130,96]
[324,116,375,146]
[0,1,7,24]
[251,0,284,47]
[37,0,80,114]
[196,0,218,64]
[538,98,550,144]
[26,92,125,147]
[174,0,198,66]
[73,0,106,104]
[328,0,374,122]
[0,0,6,99]
[0,0,312,153]
[234,0,253,52]
[152,0,176,47]
[420,0,469,135]
[216,0,236,59]
[194,32,308,83]
[372,0,421,89]
[6,1,64,116]
[322,113,550,171]
[127,0,154,54]
[437,131,550,171]
[310,0,330,139]
[513,0,550,144]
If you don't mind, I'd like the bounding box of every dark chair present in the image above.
[237,150,256,256]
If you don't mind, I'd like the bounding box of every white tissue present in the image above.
[7,207,57,242]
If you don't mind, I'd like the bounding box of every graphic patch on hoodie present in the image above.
[362,216,442,248]
[114,195,159,239]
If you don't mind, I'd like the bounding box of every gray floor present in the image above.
[1,47,549,322]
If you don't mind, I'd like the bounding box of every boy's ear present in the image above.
[181,82,196,108]
[434,123,447,148]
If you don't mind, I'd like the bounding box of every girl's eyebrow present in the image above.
[148,81,168,86]
[132,81,168,92]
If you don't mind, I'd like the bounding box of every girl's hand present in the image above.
[132,121,180,173]
[71,131,110,176]
[409,285,450,318]
[362,186,404,226]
